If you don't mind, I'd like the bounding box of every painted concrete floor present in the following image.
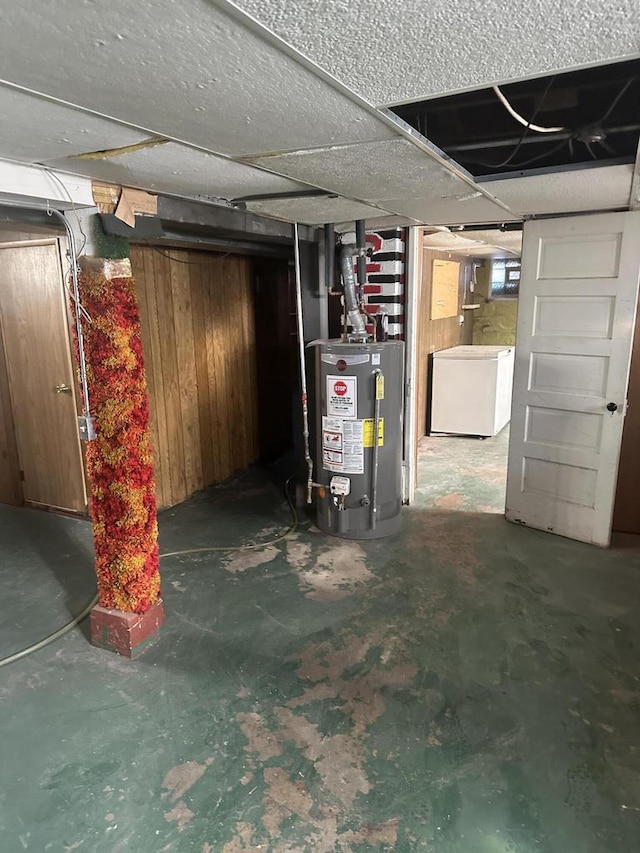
[2,432,640,852]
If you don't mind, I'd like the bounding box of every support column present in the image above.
[70,216,164,656]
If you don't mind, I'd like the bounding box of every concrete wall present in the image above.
[472,261,519,345]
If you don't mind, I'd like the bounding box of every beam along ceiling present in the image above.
[0,0,637,226]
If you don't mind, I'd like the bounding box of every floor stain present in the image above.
[224,545,280,574]
[161,757,214,803]
[295,540,374,601]
[236,712,283,761]
[163,801,195,832]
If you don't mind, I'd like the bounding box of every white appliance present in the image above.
[431,345,515,437]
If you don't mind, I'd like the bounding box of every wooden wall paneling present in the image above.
[223,258,245,472]
[207,256,233,479]
[415,245,472,443]
[152,249,186,505]
[132,246,260,508]
[234,260,253,468]
[230,258,254,469]
[241,261,259,463]
[169,251,203,496]
[232,257,256,471]
[200,256,224,483]
[188,259,215,487]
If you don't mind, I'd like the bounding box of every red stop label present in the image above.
[334,380,348,396]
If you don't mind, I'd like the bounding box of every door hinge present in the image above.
[19,469,25,482]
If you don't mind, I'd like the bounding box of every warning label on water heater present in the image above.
[322,416,364,474]
[326,375,357,419]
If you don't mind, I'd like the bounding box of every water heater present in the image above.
[313,340,404,539]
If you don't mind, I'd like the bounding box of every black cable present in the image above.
[584,141,598,161]
[599,139,619,158]
[471,76,558,169]
[143,239,233,264]
[470,73,637,173]
[505,138,569,169]
[596,76,637,125]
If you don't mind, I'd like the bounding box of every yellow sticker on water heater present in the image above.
[363,418,384,447]
[375,374,385,400]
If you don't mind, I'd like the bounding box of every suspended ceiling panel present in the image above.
[46,143,309,201]
[0,1,396,161]
[334,214,421,232]
[482,165,634,215]
[461,229,523,254]
[422,230,521,257]
[0,87,150,164]
[382,194,521,226]
[249,138,488,202]
[235,0,640,106]
[245,196,387,225]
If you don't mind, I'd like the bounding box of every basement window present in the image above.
[491,259,520,298]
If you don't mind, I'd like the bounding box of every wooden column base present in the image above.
[90,600,165,658]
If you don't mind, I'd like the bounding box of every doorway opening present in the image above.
[413,225,521,515]
[412,211,640,548]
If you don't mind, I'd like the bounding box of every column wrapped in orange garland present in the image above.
[75,258,160,614]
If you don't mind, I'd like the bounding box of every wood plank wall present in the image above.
[130,245,259,509]
[415,246,474,444]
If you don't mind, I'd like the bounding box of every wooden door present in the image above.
[0,240,87,513]
[506,212,640,546]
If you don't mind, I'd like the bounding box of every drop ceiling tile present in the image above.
[0,1,396,159]
[461,229,523,254]
[46,143,309,201]
[334,214,420,231]
[235,0,640,106]
[0,86,150,163]
[249,138,480,202]
[482,165,634,215]
[245,196,389,225]
[421,231,520,257]
[382,195,521,226]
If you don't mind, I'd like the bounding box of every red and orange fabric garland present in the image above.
[75,258,160,613]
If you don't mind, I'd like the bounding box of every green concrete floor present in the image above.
[1,431,640,853]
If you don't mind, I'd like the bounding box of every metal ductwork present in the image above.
[339,243,367,341]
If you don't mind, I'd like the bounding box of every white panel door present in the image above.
[506,211,640,546]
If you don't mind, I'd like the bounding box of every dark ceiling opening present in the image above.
[391,59,640,180]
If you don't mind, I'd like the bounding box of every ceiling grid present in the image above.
[0,0,637,225]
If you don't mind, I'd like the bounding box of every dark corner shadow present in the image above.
[610,531,640,551]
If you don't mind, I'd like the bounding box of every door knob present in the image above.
[606,402,618,413]
[55,383,72,394]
